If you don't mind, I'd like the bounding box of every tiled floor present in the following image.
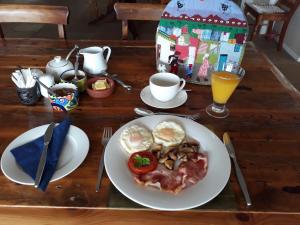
[1,0,299,91]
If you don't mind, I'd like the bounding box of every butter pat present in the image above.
[92,79,110,90]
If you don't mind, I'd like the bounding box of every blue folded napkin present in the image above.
[11,118,71,191]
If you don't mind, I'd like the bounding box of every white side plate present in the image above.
[1,124,89,185]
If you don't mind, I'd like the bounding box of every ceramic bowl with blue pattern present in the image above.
[49,83,78,111]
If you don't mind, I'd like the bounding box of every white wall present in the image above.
[281,6,300,62]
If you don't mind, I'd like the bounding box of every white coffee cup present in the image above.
[149,72,186,102]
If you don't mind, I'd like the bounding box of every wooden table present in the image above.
[0,39,299,225]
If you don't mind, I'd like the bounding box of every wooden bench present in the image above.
[114,3,165,40]
[0,4,69,39]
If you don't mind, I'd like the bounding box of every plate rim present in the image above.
[0,124,89,185]
[104,115,231,210]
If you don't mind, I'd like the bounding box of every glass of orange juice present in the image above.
[206,63,245,118]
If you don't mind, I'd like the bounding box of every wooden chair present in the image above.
[244,0,300,51]
[0,4,69,39]
[114,3,165,40]
[89,0,167,24]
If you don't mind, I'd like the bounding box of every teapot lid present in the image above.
[48,56,68,68]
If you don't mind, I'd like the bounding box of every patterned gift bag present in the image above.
[156,0,248,85]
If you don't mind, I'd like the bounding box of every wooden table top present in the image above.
[0,39,299,225]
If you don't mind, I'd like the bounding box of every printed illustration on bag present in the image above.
[156,0,248,85]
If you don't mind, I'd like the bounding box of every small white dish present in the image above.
[1,124,89,185]
[140,86,187,109]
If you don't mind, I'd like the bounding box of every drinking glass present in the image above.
[206,63,245,118]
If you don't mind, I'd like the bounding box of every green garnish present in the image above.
[134,155,150,167]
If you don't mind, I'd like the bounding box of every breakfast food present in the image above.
[53,88,75,96]
[128,150,158,175]
[63,74,85,82]
[152,121,185,147]
[92,79,110,90]
[120,125,154,154]
[153,141,200,170]
[122,121,208,194]
[134,150,208,194]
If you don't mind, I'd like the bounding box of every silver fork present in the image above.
[96,127,112,192]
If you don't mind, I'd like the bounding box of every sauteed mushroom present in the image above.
[164,160,174,170]
[156,141,200,170]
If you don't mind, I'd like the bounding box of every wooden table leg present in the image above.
[265,20,274,41]
[250,15,262,41]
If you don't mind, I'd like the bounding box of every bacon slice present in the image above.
[134,152,208,194]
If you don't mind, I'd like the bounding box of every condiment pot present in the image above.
[79,46,111,75]
[46,45,79,82]
[61,69,87,92]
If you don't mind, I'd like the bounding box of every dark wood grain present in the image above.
[0,39,299,224]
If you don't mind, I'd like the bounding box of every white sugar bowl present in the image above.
[45,56,74,83]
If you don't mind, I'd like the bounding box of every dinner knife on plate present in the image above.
[223,132,252,206]
[34,122,56,188]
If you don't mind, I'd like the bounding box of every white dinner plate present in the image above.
[140,86,188,109]
[104,115,231,211]
[1,124,89,185]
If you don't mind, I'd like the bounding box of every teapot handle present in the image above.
[103,46,111,63]
[65,45,79,60]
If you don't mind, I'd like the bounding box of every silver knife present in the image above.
[34,122,56,188]
[223,132,252,206]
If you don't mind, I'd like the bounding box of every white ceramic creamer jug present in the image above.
[79,46,111,75]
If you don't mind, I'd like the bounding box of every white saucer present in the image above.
[140,86,187,109]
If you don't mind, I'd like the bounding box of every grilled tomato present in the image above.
[128,150,158,175]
